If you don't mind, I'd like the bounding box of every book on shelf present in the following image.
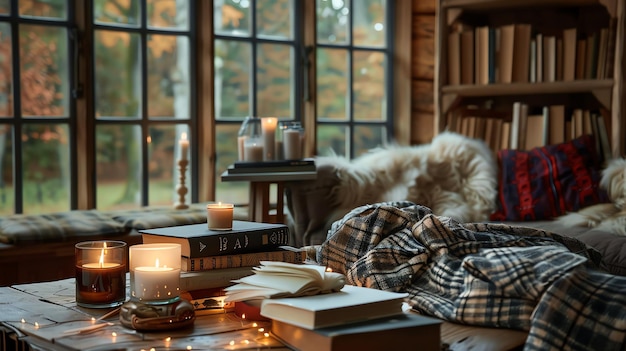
[271,312,441,351]
[460,29,474,84]
[260,284,408,330]
[498,24,515,83]
[562,28,577,81]
[225,261,346,302]
[512,24,531,83]
[232,158,315,169]
[447,31,461,85]
[179,267,254,291]
[548,105,566,145]
[596,112,612,162]
[575,38,587,80]
[182,246,306,271]
[140,220,290,258]
[524,109,547,150]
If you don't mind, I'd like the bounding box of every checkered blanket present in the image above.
[317,202,626,351]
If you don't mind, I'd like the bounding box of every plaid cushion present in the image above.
[491,135,609,221]
[0,210,127,244]
[106,205,208,230]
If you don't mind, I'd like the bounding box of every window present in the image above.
[92,0,194,211]
[213,0,394,204]
[0,0,73,214]
[0,0,407,215]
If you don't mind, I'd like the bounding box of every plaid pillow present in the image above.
[0,210,127,244]
[491,135,609,221]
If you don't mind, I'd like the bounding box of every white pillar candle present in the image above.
[261,117,277,161]
[129,243,181,303]
[244,137,264,162]
[283,128,301,160]
[179,132,189,161]
[207,202,234,230]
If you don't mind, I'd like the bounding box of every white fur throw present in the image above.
[556,158,626,235]
[316,132,498,223]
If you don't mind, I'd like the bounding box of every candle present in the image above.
[261,117,277,161]
[129,243,181,303]
[283,128,301,160]
[244,137,264,162]
[207,202,234,230]
[75,241,127,308]
[237,135,247,161]
[179,132,189,161]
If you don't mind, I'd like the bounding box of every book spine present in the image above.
[183,249,305,271]
[228,165,316,174]
[187,227,290,257]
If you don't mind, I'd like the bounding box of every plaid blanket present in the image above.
[317,202,626,351]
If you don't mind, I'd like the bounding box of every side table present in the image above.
[221,170,317,224]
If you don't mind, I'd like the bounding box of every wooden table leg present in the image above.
[248,181,285,224]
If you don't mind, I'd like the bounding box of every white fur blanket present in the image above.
[317,132,498,224]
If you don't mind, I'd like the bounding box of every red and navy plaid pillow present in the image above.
[491,135,609,221]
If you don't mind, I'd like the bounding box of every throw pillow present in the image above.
[491,134,609,221]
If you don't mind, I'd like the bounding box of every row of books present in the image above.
[223,261,442,351]
[447,103,612,160]
[447,22,616,85]
[140,220,304,313]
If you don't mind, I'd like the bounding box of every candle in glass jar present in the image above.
[129,243,181,303]
[283,128,302,160]
[75,241,127,308]
[207,202,234,230]
[179,132,189,161]
[244,138,263,162]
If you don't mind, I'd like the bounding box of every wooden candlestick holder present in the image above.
[175,159,189,210]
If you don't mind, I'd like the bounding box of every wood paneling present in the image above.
[414,0,436,13]
[411,2,436,145]
[412,14,435,81]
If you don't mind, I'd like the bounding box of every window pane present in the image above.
[317,48,348,121]
[0,0,9,14]
[22,123,70,214]
[148,34,190,118]
[0,22,12,117]
[94,0,140,26]
[95,30,141,118]
[317,124,347,156]
[0,124,12,215]
[214,0,250,36]
[215,123,247,205]
[354,124,385,156]
[96,124,142,210]
[316,0,349,45]
[353,50,385,121]
[353,0,386,47]
[257,0,292,40]
[147,0,189,30]
[19,0,67,20]
[257,43,292,118]
[20,25,69,118]
[215,39,250,119]
[148,124,185,207]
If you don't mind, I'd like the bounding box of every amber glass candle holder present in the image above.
[75,240,127,308]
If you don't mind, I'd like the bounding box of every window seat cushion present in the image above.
[105,205,209,230]
[0,210,127,244]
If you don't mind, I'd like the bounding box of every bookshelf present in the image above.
[434,0,625,156]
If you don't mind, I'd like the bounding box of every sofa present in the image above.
[285,132,626,350]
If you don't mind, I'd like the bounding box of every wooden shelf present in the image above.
[434,0,625,156]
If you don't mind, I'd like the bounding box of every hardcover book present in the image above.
[260,284,408,330]
[140,221,290,258]
[271,313,441,351]
[182,246,306,271]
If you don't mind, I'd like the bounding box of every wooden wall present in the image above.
[411,0,436,145]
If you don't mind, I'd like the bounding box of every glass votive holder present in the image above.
[75,240,127,308]
[282,122,304,160]
[243,136,264,162]
[207,202,234,230]
[129,243,181,305]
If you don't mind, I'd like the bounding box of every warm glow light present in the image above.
[35,322,39,329]
[264,332,270,337]
[186,346,192,350]
[155,258,160,268]
[242,340,250,344]
[241,314,246,319]
[326,267,333,272]
[91,317,96,323]
[257,327,263,332]
[165,337,171,341]
[21,319,25,323]
[229,341,235,346]
[253,323,258,328]
[112,332,117,337]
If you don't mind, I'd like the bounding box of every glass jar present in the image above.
[280,121,304,160]
[237,117,262,161]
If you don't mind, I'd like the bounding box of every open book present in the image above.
[224,261,346,302]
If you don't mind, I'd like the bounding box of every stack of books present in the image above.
[139,221,305,314]
[224,262,442,351]
[226,158,316,175]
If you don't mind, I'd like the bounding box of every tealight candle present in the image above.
[129,243,181,304]
[75,241,127,308]
[207,202,234,230]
